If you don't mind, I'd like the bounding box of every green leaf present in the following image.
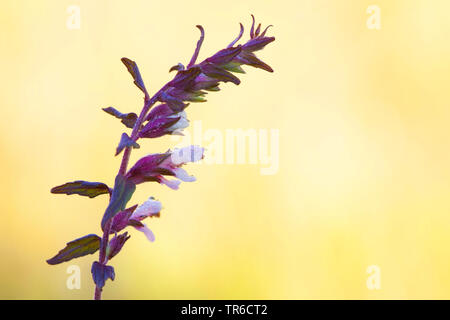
[101,175,136,230]
[115,133,140,156]
[46,234,101,265]
[51,181,110,198]
[102,107,137,129]
[121,57,147,95]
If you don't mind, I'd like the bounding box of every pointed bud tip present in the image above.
[196,25,204,33]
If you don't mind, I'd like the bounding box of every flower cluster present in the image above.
[126,145,205,189]
[47,16,274,300]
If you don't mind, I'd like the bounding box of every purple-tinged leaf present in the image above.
[121,57,147,95]
[107,232,130,260]
[51,181,110,198]
[91,262,115,290]
[125,153,171,184]
[128,219,145,228]
[145,104,173,122]
[204,85,220,92]
[200,63,241,85]
[242,36,275,52]
[205,46,242,66]
[159,92,189,112]
[167,67,201,90]
[46,234,101,265]
[191,74,220,91]
[165,88,207,103]
[234,51,273,72]
[102,107,137,129]
[110,205,138,233]
[101,175,136,230]
[139,116,182,139]
[221,62,245,74]
[115,133,140,156]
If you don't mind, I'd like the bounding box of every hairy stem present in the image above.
[94,91,160,300]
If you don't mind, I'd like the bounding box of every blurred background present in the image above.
[1,0,450,299]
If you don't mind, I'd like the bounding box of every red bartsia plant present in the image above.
[47,16,274,300]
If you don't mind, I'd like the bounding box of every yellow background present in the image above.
[1,0,450,299]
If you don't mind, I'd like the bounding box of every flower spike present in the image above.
[154,15,274,111]
[47,17,274,300]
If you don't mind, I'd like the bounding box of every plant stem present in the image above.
[94,91,161,300]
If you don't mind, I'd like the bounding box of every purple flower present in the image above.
[125,146,205,190]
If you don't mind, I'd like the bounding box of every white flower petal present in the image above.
[168,117,189,135]
[160,177,181,190]
[171,145,204,165]
[133,224,155,242]
[173,167,196,182]
[131,197,162,220]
